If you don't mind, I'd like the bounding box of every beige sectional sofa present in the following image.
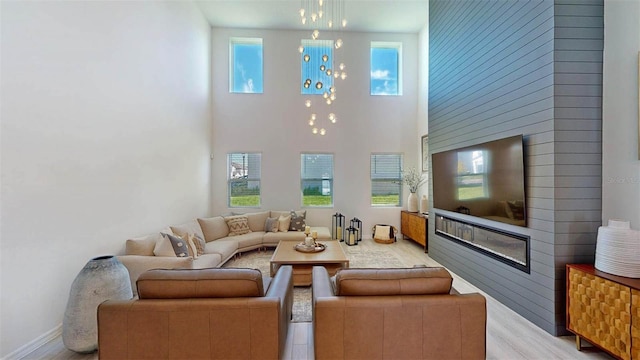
[118,210,331,294]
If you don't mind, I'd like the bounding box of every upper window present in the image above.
[301,154,333,207]
[370,42,402,96]
[230,37,263,93]
[301,39,334,95]
[228,153,261,207]
[371,154,402,206]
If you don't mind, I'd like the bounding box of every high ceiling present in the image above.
[195,0,429,33]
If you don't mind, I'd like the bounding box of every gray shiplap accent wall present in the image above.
[428,0,602,335]
[552,0,603,333]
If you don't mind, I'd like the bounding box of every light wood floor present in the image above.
[23,238,613,360]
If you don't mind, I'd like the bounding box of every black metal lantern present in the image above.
[346,226,358,246]
[350,217,362,243]
[332,212,345,241]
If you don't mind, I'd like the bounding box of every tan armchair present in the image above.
[312,266,486,360]
[98,265,293,360]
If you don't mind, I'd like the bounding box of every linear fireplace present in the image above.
[435,214,530,273]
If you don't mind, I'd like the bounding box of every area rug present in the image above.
[223,242,408,322]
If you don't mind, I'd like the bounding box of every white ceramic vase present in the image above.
[63,255,133,353]
[407,192,419,212]
[420,195,428,214]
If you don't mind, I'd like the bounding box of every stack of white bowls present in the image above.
[595,219,640,278]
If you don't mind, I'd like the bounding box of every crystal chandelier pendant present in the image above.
[298,0,346,136]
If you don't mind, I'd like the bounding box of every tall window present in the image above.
[371,154,402,206]
[370,41,402,96]
[301,39,333,95]
[230,37,263,93]
[228,153,261,207]
[301,154,333,207]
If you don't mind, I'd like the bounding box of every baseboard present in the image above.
[2,323,62,360]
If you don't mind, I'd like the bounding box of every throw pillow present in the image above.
[155,233,190,257]
[289,210,306,231]
[189,233,206,256]
[225,215,252,236]
[184,235,198,259]
[277,214,291,232]
[374,225,392,240]
[265,217,279,232]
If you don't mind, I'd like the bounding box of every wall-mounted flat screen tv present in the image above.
[432,135,527,227]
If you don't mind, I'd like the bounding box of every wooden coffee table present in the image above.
[270,240,349,286]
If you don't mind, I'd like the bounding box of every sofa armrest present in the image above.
[265,265,293,357]
[117,255,194,296]
[266,265,293,298]
[312,266,334,299]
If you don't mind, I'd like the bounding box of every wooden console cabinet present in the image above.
[566,264,640,359]
[400,211,428,252]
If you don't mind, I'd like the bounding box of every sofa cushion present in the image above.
[225,215,252,236]
[125,228,174,256]
[204,239,238,261]
[136,267,265,299]
[263,231,306,244]
[244,211,270,232]
[231,231,264,250]
[310,226,332,240]
[170,219,205,241]
[192,253,223,269]
[265,217,279,232]
[197,216,229,242]
[277,214,291,232]
[333,267,453,296]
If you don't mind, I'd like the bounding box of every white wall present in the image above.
[210,28,419,233]
[602,0,640,230]
[0,1,211,356]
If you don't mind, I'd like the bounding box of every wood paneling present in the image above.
[428,0,603,335]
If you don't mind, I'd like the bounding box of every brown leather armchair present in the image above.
[98,265,293,359]
[312,266,486,360]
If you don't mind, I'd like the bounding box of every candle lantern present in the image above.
[332,212,345,241]
[346,227,358,246]
[350,217,362,243]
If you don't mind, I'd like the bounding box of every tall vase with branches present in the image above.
[401,167,426,212]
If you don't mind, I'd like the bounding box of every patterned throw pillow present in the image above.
[155,233,190,257]
[265,217,279,232]
[289,210,306,231]
[188,233,206,256]
[225,215,252,236]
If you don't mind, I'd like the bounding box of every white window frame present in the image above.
[370,153,403,207]
[370,41,403,96]
[227,152,261,208]
[229,37,263,94]
[300,153,334,207]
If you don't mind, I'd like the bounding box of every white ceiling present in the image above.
[195,0,429,33]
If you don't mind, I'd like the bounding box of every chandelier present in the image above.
[297,0,347,135]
